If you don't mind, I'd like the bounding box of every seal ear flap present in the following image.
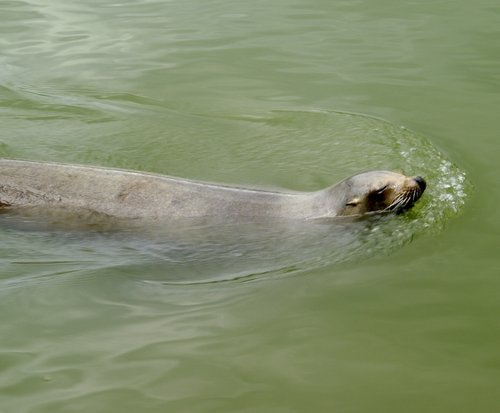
[345,197,361,206]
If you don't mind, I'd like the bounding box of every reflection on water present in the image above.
[0,211,376,285]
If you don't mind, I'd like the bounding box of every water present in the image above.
[1,0,499,412]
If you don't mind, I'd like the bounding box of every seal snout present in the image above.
[414,176,426,192]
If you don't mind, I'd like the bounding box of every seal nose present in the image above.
[414,176,426,192]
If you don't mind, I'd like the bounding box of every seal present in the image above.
[0,159,426,220]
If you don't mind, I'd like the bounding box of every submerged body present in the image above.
[0,159,426,221]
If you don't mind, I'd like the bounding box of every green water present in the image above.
[1,0,499,412]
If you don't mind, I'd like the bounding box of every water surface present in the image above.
[1,0,499,412]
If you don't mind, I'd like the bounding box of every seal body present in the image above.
[0,159,426,220]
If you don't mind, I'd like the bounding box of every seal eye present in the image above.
[369,185,388,200]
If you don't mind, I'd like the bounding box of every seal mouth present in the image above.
[384,176,426,213]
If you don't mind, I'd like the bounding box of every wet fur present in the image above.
[0,160,425,221]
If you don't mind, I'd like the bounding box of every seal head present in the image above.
[324,170,426,217]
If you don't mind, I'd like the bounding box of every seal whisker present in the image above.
[386,190,417,212]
